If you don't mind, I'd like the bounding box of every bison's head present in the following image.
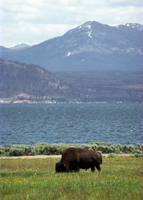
[55,162,67,172]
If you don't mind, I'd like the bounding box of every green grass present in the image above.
[0,157,143,200]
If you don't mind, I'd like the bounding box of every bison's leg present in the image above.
[95,164,101,172]
[91,167,95,172]
[74,166,80,172]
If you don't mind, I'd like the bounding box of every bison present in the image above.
[55,147,102,173]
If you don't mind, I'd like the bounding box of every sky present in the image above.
[0,0,143,48]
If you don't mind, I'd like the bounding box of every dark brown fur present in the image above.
[55,148,102,172]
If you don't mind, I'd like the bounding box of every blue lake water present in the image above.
[0,103,143,146]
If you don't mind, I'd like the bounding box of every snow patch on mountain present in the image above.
[125,23,143,30]
[85,24,92,38]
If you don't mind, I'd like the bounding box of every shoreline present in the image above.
[0,99,143,104]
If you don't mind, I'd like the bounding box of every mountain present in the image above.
[0,46,10,52]
[10,43,29,50]
[125,23,143,30]
[0,21,143,71]
[0,58,78,102]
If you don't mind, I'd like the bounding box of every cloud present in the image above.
[0,0,143,47]
[1,22,76,47]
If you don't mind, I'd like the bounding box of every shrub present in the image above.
[69,143,81,148]
[110,145,117,152]
[35,143,51,155]
[48,144,61,155]
[95,142,107,146]
[97,145,104,152]
[122,145,130,153]
[56,143,67,153]
[4,146,11,156]
[88,142,95,145]
[0,146,5,155]
[103,146,113,153]
[107,143,112,146]
[108,153,118,158]
[1,143,142,156]
[25,145,36,155]
[29,147,36,155]
[134,153,143,158]
[97,145,116,153]
[35,142,48,146]
[81,144,90,149]
[10,147,25,156]
[117,144,124,152]
[114,148,122,154]
[128,145,135,153]
[112,144,117,147]
[134,150,142,154]
[130,154,135,158]
[88,144,98,151]
[136,144,141,151]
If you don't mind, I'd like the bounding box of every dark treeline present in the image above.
[55,71,143,103]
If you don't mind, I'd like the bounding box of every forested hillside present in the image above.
[0,59,79,102]
[55,71,143,103]
[0,58,143,103]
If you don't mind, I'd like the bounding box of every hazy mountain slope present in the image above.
[55,70,143,103]
[0,21,143,71]
[10,43,30,50]
[0,58,143,103]
[0,58,78,100]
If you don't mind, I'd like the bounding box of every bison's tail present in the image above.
[98,152,102,164]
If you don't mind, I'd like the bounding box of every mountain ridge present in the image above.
[0,21,143,71]
[10,43,30,50]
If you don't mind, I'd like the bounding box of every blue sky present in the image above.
[0,0,143,47]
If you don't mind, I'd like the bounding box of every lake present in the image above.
[0,103,143,146]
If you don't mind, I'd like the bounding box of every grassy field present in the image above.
[0,157,143,200]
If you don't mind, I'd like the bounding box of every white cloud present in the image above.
[1,22,76,47]
[0,0,143,47]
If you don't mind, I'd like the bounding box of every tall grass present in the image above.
[0,157,143,200]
